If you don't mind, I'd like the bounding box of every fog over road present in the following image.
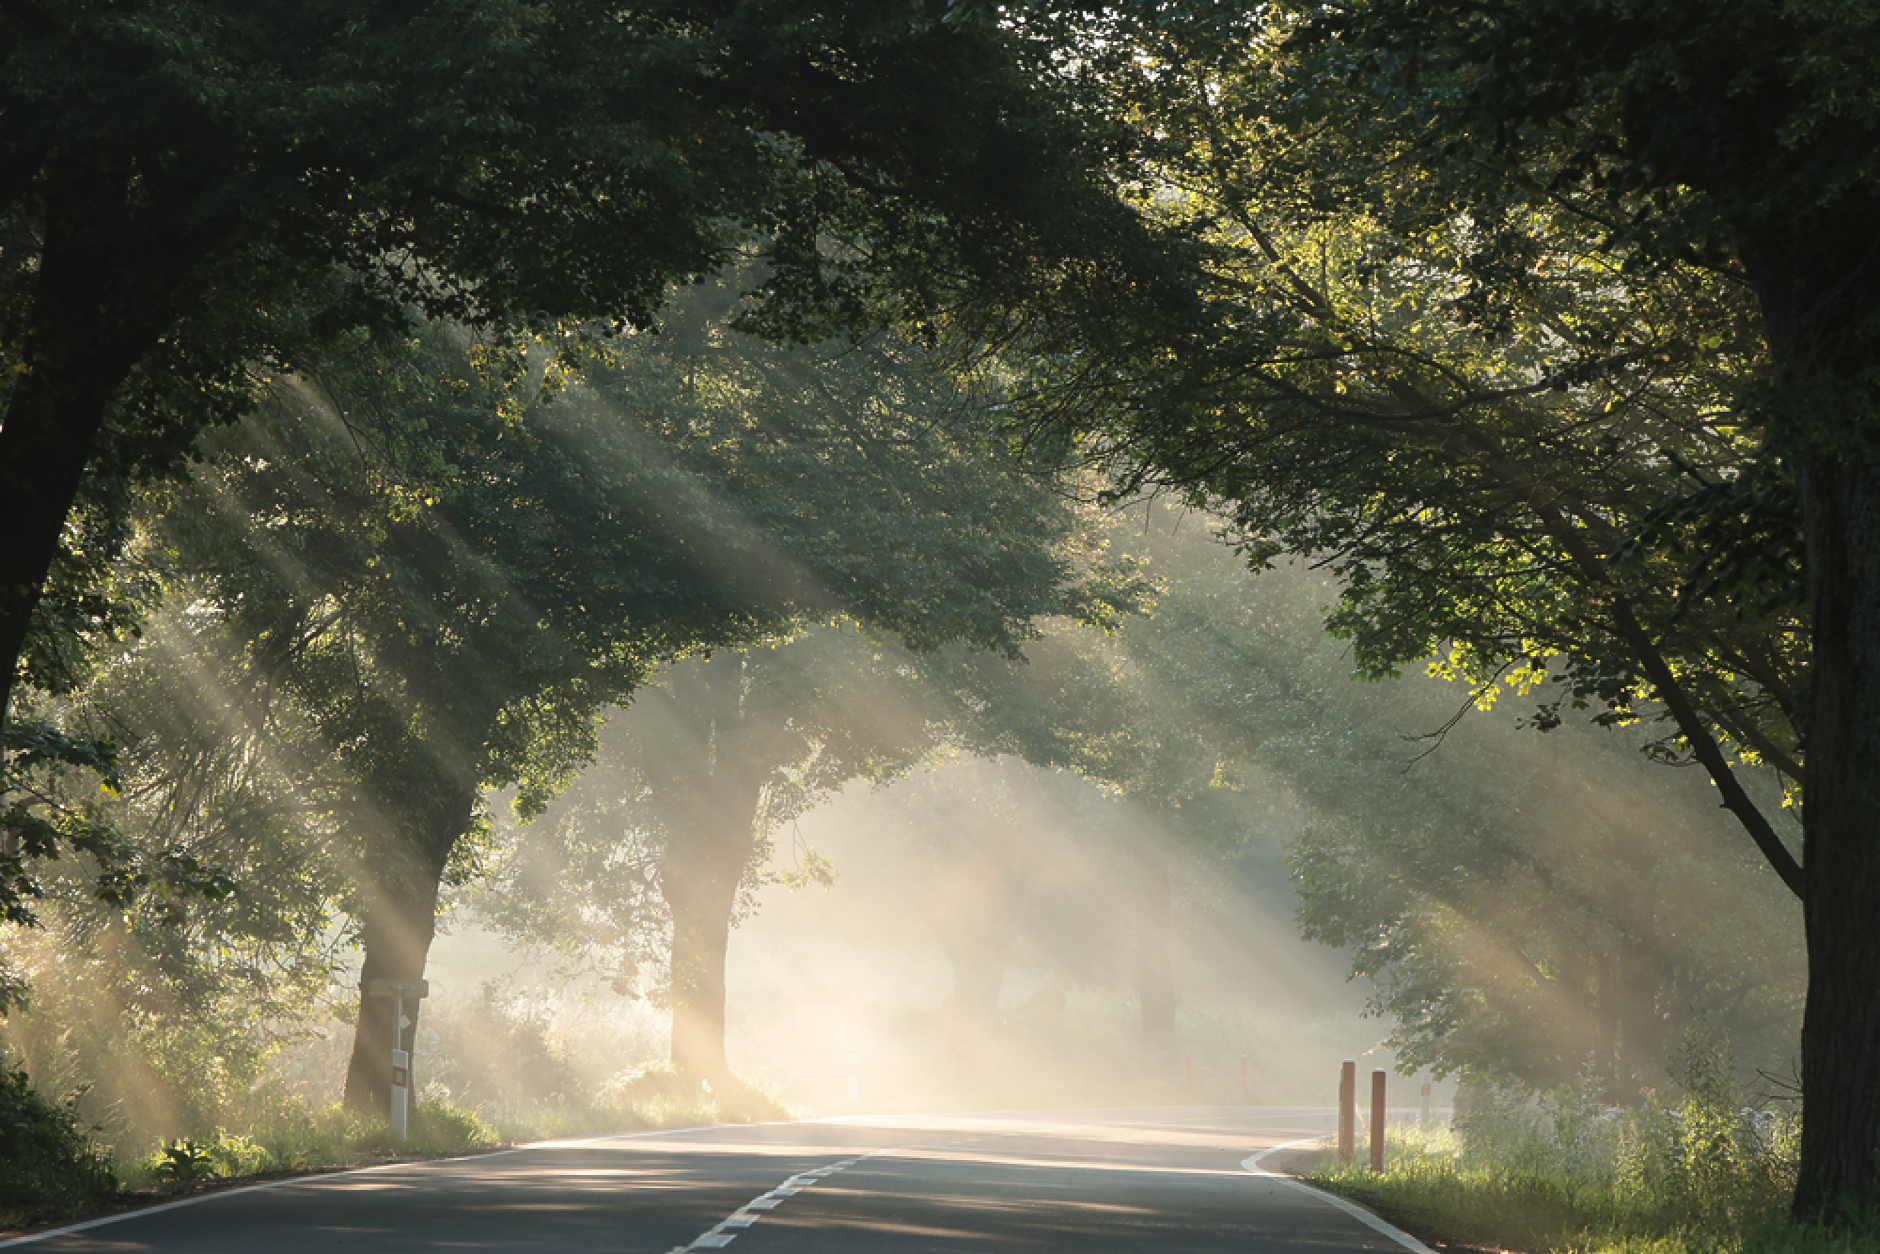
[6,1106,1428,1254]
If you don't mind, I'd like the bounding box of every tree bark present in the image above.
[661,797,760,1085]
[1134,840,1177,1072]
[1792,453,1880,1219]
[0,175,166,730]
[1725,183,1880,1218]
[647,654,770,1087]
[342,780,477,1113]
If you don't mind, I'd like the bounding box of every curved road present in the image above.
[4,1106,1429,1253]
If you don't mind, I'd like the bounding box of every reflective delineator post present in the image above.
[1370,1070,1387,1172]
[390,986,409,1144]
[365,977,428,1145]
[1338,1060,1356,1164]
[1241,1054,1250,1099]
[1186,1055,1195,1088]
[1421,1079,1432,1128]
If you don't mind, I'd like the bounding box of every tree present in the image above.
[1,590,351,1141]
[1296,3,1880,1213]
[0,0,1182,770]
[988,7,1800,870]
[640,638,925,1084]
[923,503,1311,1069]
[163,327,827,1111]
[1055,509,1802,1098]
[972,5,1867,1205]
[465,302,1141,1087]
[167,288,1138,1109]
[1073,1,1879,1216]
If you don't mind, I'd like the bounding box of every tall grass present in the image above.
[1310,1038,1875,1254]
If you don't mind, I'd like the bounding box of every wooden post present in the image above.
[1370,1070,1387,1172]
[1338,1060,1356,1164]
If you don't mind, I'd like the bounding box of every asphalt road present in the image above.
[4,1106,1430,1254]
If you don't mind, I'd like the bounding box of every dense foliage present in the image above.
[3,0,1874,1229]
[0,1065,116,1224]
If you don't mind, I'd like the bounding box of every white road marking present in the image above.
[0,1121,741,1251]
[2,1109,1369,1253]
[1241,1137,1435,1254]
[665,1149,889,1252]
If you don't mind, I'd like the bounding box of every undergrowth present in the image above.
[2,1059,795,1231]
[0,1065,117,1227]
[1309,1034,1879,1254]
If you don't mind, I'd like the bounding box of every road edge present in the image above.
[1242,1138,1437,1254]
[0,1122,740,1250]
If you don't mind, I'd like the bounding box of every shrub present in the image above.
[153,1138,217,1183]
[404,1101,499,1154]
[0,1064,117,1224]
[595,1063,791,1130]
[1312,1030,1799,1254]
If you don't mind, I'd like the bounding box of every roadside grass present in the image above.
[1308,1040,1878,1254]
[117,1100,506,1189]
[1,1066,799,1232]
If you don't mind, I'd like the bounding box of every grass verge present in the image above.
[3,1065,796,1236]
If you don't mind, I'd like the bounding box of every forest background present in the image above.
[0,0,1856,1237]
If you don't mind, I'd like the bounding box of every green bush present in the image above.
[1311,1032,1801,1254]
[404,1101,499,1154]
[594,1063,790,1130]
[153,1138,218,1183]
[0,1064,117,1224]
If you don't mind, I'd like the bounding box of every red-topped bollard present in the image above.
[1371,1069,1387,1172]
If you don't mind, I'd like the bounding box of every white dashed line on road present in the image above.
[665,1149,890,1252]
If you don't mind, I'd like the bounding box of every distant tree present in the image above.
[925,505,1307,1069]
[165,294,1136,1110]
[946,503,1803,1095]
[463,307,1140,1087]
[164,331,764,1112]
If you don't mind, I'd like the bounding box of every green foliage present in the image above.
[595,1063,789,1128]
[990,4,1804,892]
[152,1138,216,1183]
[416,984,585,1112]
[0,0,1181,959]
[123,1102,498,1184]
[0,1064,117,1225]
[1314,1033,1798,1253]
[400,1103,501,1157]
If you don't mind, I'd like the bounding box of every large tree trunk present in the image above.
[1134,840,1177,1073]
[0,176,164,731]
[1727,191,1880,1218]
[342,781,477,1113]
[660,794,761,1085]
[646,654,771,1086]
[1792,452,1880,1219]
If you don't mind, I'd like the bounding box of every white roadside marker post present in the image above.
[390,985,409,1144]
[366,977,429,1144]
